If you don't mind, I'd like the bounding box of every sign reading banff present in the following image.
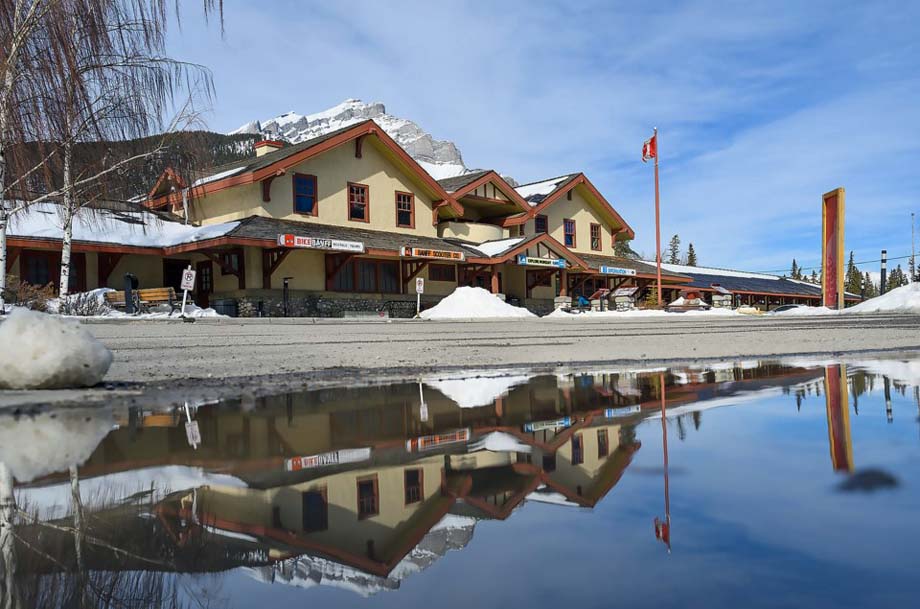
[285,447,372,472]
[599,265,637,276]
[277,233,365,253]
[516,254,566,268]
[400,246,465,261]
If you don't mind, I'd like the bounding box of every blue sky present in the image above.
[167,0,920,273]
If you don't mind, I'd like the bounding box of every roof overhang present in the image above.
[468,233,591,270]
[451,170,532,218]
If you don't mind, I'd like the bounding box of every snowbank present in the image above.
[544,307,738,319]
[0,309,113,389]
[104,303,226,319]
[0,408,114,482]
[772,305,835,316]
[845,283,920,314]
[420,287,536,320]
[468,431,532,453]
[425,373,532,408]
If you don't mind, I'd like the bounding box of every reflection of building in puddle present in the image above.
[6,359,868,600]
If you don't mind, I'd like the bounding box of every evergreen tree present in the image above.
[686,243,698,266]
[791,259,800,280]
[845,251,863,294]
[667,235,681,264]
[613,239,641,259]
[863,272,878,298]
[810,269,818,284]
[888,265,907,290]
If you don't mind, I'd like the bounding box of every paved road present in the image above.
[84,313,920,383]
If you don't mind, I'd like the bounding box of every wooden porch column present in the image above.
[490,266,500,294]
[559,269,568,296]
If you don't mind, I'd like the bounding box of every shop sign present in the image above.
[277,233,365,253]
[406,428,471,452]
[400,246,465,261]
[523,416,572,433]
[599,265,637,276]
[604,405,641,418]
[285,447,371,471]
[516,254,566,268]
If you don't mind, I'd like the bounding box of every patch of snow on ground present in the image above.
[468,431,532,453]
[0,309,113,389]
[0,408,114,483]
[425,373,531,408]
[420,286,536,320]
[543,307,738,319]
[472,237,525,257]
[772,305,836,316]
[104,303,227,319]
[846,283,920,314]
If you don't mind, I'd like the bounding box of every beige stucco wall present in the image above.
[437,221,505,243]
[191,139,438,237]
[523,185,623,255]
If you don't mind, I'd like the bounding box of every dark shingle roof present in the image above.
[666,267,825,297]
[194,120,376,181]
[515,174,579,205]
[578,253,690,280]
[436,170,492,193]
[228,216,481,256]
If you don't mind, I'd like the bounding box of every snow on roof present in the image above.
[471,237,525,257]
[658,262,782,280]
[191,165,247,187]
[515,175,574,203]
[8,202,239,248]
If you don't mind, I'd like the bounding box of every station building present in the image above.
[6,118,859,316]
[5,119,691,316]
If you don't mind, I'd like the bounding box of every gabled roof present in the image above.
[462,232,591,269]
[507,173,635,240]
[577,253,691,283]
[438,169,532,217]
[146,120,463,215]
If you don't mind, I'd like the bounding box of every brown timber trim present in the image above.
[261,169,286,203]
[261,248,290,289]
[97,253,124,285]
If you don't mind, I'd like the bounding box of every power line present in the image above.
[755,253,913,274]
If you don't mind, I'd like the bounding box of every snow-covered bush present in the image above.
[0,309,113,389]
[2,274,55,312]
[57,290,112,316]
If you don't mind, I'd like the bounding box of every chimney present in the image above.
[254,140,284,157]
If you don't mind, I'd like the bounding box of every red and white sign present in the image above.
[180,268,197,291]
[285,447,371,472]
[400,246,464,261]
[277,234,365,253]
[406,428,471,452]
[415,277,425,294]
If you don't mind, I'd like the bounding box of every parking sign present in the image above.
[416,277,424,294]
[180,268,197,291]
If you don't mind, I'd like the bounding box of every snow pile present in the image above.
[0,309,113,389]
[544,307,738,319]
[426,373,531,408]
[845,283,920,314]
[420,287,536,320]
[772,305,835,316]
[468,431,532,453]
[105,303,226,319]
[0,408,114,482]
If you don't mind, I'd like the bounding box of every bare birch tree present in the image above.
[0,0,221,306]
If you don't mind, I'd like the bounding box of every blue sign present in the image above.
[523,416,572,433]
[599,265,637,276]
[517,254,565,268]
[605,405,641,418]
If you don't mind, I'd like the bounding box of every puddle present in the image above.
[1,357,919,607]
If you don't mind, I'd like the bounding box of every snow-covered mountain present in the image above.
[231,99,471,180]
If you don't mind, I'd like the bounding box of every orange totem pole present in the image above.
[821,188,846,309]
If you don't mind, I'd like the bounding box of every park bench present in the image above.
[105,287,179,313]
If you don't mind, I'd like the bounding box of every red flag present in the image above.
[642,134,657,162]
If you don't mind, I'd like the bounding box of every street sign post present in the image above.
[179,266,196,318]
[415,277,424,317]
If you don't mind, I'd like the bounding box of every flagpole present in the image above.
[654,127,662,307]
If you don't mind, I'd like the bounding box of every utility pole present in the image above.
[911,212,916,282]
[880,250,888,295]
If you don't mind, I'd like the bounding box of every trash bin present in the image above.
[211,298,238,317]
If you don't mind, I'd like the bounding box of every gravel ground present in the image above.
[3,313,920,409]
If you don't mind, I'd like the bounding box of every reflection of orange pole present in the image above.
[654,372,672,551]
[654,128,663,307]
[824,364,854,472]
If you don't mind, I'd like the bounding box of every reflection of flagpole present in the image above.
[654,372,671,552]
